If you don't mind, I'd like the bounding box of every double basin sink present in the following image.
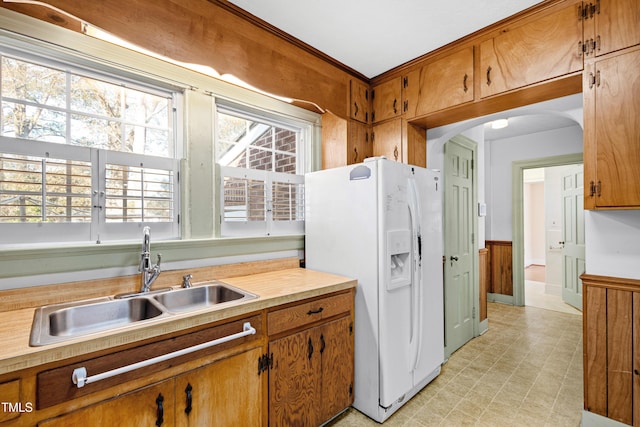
[30,282,258,346]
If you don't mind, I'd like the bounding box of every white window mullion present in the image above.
[91,148,103,243]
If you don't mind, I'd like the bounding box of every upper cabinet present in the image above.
[404,47,474,119]
[583,46,640,209]
[479,4,583,98]
[372,77,402,123]
[350,79,370,124]
[581,0,640,57]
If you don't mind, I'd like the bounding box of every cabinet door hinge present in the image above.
[403,76,408,88]
[258,353,273,375]
[472,306,476,319]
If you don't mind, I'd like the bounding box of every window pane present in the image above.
[70,75,122,117]
[71,114,121,149]
[124,125,169,157]
[0,153,92,223]
[222,176,265,222]
[272,181,304,221]
[1,57,65,108]
[2,102,66,142]
[217,112,299,174]
[105,164,174,223]
[125,89,168,127]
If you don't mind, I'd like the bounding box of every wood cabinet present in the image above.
[479,4,583,98]
[39,379,176,427]
[372,77,402,123]
[35,315,265,427]
[321,112,371,169]
[174,347,263,427]
[583,46,640,209]
[404,47,474,118]
[582,274,640,426]
[267,290,354,427]
[371,118,426,167]
[350,79,370,124]
[581,0,640,58]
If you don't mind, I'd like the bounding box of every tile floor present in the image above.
[328,302,583,427]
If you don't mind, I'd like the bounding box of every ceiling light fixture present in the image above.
[491,119,509,129]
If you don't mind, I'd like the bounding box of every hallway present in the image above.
[330,302,583,426]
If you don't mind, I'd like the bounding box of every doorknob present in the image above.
[450,255,459,261]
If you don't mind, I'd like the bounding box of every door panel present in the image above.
[562,164,585,310]
[444,140,475,356]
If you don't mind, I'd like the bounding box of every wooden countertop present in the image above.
[0,268,356,376]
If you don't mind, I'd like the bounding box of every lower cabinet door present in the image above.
[269,328,321,427]
[38,380,175,427]
[175,346,264,427]
[319,316,354,422]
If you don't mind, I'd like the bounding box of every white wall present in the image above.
[524,181,545,266]
[586,211,640,280]
[484,125,583,240]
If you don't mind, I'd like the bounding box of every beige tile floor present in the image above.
[328,302,583,427]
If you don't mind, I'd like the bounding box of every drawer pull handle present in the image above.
[307,307,324,315]
[185,383,193,415]
[308,337,314,360]
[320,334,326,354]
[156,393,164,426]
[72,322,257,388]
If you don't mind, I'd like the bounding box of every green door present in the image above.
[444,138,476,357]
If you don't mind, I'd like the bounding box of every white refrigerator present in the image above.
[305,157,444,423]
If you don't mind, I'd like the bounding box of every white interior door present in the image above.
[444,139,475,357]
[561,164,585,310]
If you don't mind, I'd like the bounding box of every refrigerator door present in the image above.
[412,168,444,383]
[377,160,415,407]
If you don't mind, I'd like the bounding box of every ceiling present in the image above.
[227,0,544,78]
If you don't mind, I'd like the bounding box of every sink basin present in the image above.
[31,297,166,346]
[153,283,257,313]
[29,282,258,346]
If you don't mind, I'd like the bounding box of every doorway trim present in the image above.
[511,153,583,306]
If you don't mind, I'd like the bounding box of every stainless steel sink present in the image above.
[29,281,258,346]
[30,297,167,346]
[153,283,257,313]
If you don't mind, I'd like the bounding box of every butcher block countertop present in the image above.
[0,267,356,376]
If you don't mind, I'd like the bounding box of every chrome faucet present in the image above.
[139,226,161,292]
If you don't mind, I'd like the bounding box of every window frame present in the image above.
[0,44,182,245]
[215,101,311,237]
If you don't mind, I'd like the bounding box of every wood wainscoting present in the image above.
[479,248,489,322]
[486,240,513,297]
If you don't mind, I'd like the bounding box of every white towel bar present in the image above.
[72,321,256,388]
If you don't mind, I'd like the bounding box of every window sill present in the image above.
[0,234,304,281]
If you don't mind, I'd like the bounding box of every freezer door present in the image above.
[378,160,415,407]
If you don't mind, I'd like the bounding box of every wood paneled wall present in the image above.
[486,240,513,296]
[0,0,367,118]
[479,248,489,321]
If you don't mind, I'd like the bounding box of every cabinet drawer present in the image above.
[268,291,352,336]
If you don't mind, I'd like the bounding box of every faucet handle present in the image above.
[156,253,162,266]
[182,274,193,288]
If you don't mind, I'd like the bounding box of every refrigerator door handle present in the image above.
[407,178,423,372]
